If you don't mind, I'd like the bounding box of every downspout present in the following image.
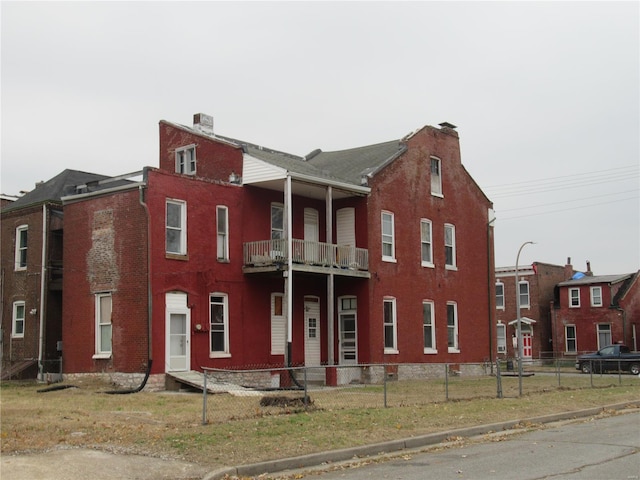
[286,174,293,366]
[615,306,627,346]
[105,179,152,394]
[37,203,48,381]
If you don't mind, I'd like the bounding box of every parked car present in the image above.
[576,344,640,375]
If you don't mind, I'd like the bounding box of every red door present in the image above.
[522,333,532,359]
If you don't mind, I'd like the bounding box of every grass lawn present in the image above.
[1,375,638,471]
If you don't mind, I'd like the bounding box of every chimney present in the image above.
[564,257,574,279]
[193,113,214,134]
[586,261,593,276]
[438,122,459,138]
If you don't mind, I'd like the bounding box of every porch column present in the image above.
[285,175,294,366]
[326,186,335,365]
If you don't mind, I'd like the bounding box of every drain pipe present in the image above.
[37,203,48,381]
[106,176,153,394]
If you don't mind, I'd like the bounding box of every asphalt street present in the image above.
[285,411,640,480]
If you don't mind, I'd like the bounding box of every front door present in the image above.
[304,297,321,367]
[166,292,190,372]
[338,296,359,384]
[304,208,319,264]
[522,333,532,359]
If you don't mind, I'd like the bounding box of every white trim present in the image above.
[95,293,112,356]
[495,281,505,310]
[216,205,229,261]
[14,225,28,271]
[569,287,580,308]
[590,286,603,307]
[446,301,459,352]
[381,211,395,262]
[383,297,398,353]
[444,223,456,269]
[166,199,187,255]
[209,293,230,357]
[420,219,434,268]
[423,300,436,354]
[12,301,25,338]
[175,144,197,175]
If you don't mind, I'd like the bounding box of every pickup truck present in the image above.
[575,344,640,375]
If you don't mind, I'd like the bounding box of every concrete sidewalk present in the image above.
[2,401,638,480]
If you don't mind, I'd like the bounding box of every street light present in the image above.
[515,241,535,396]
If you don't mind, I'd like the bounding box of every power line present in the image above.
[499,189,639,212]
[498,195,638,221]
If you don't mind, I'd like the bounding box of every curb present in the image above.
[203,400,640,480]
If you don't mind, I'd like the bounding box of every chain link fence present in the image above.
[200,361,639,425]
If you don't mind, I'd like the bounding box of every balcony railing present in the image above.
[243,239,368,271]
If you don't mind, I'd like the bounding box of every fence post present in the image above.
[383,364,388,408]
[555,356,561,388]
[590,360,593,388]
[445,364,449,401]
[618,360,622,385]
[496,360,502,398]
[202,372,208,426]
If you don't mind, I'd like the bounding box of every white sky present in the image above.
[2,1,638,275]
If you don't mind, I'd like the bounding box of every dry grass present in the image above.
[1,374,638,471]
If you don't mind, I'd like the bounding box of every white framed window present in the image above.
[12,301,25,338]
[447,302,459,353]
[166,199,187,255]
[381,211,395,262]
[383,297,397,353]
[420,219,433,267]
[495,282,505,309]
[590,286,603,307]
[518,280,530,309]
[423,300,436,353]
[210,293,230,357]
[569,288,580,308]
[597,324,611,349]
[14,225,28,271]
[271,203,284,240]
[444,223,456,269]
[94,293,112,357]
[216,205,229,261]
[497,322,506,353]
[430,156,443,196]
[270,293,285,355]
[565,325,577,353]
[175,145,196,175]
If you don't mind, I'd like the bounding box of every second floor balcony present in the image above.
[243,239,369,278]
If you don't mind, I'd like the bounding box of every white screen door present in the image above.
[304,297,321,367]
[166,292,190,372]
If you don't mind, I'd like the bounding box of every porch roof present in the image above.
[507,317,537,326]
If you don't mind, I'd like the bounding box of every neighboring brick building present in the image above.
[495,261,573,362]
[59,114,495,389]
[552,268,640,355]
[0,170,120,380]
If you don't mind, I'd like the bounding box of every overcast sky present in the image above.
[2,1,638,275]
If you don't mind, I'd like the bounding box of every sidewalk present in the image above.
[2,401,638,480]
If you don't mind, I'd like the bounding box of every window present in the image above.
[569,288,580,308]
[495,282,505,309]
[216,206,229,261]
[175,145,196,175]
[565,325,577,353]
[420,219,433,267]
[430,156,442,196]
[423,301,436,353]
[447,302,459,352]
[497,323,506,353]
[383,297,397,353]
[95,293,112,356]
[444,224,456,268]
[14,225,28,270]
[271,203,284,240]
[597,324,611,349]
[12,301,25,338]
[166,199,186,255]
[518,281,530,309]
[590,286,603,307]
[381,211,395,261]
[210,294,230,356]
[270,293,285,355]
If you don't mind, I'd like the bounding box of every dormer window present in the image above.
[176,145,196,175]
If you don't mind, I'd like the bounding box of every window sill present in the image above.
[210,353,231,359]
[14,268,27,272]
[166,253,189,261]
[569,305,580,308]
[217,258,230,263]
[382,257,397,263]
[11,335,24,340]
[384,349,399,355]
[445,265,458,271]
[424,349,438,354]
[431,192,444,199]
[448,348,460,354]
[421,262,435,269]
[497,306,505,310]
[92,353,112,360]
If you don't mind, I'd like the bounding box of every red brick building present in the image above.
[495,261,573,362]
[1,170,118,380]
[60,114,495,389]
[552,269,640,355]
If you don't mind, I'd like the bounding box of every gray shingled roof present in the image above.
[167,120,407,187]
[1,169,116,213]
[557,274,633,286]
[306,140,406,185]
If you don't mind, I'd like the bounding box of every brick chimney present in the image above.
[564,257,574,279]
[585,261,593,276]
[193,113,214,134]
